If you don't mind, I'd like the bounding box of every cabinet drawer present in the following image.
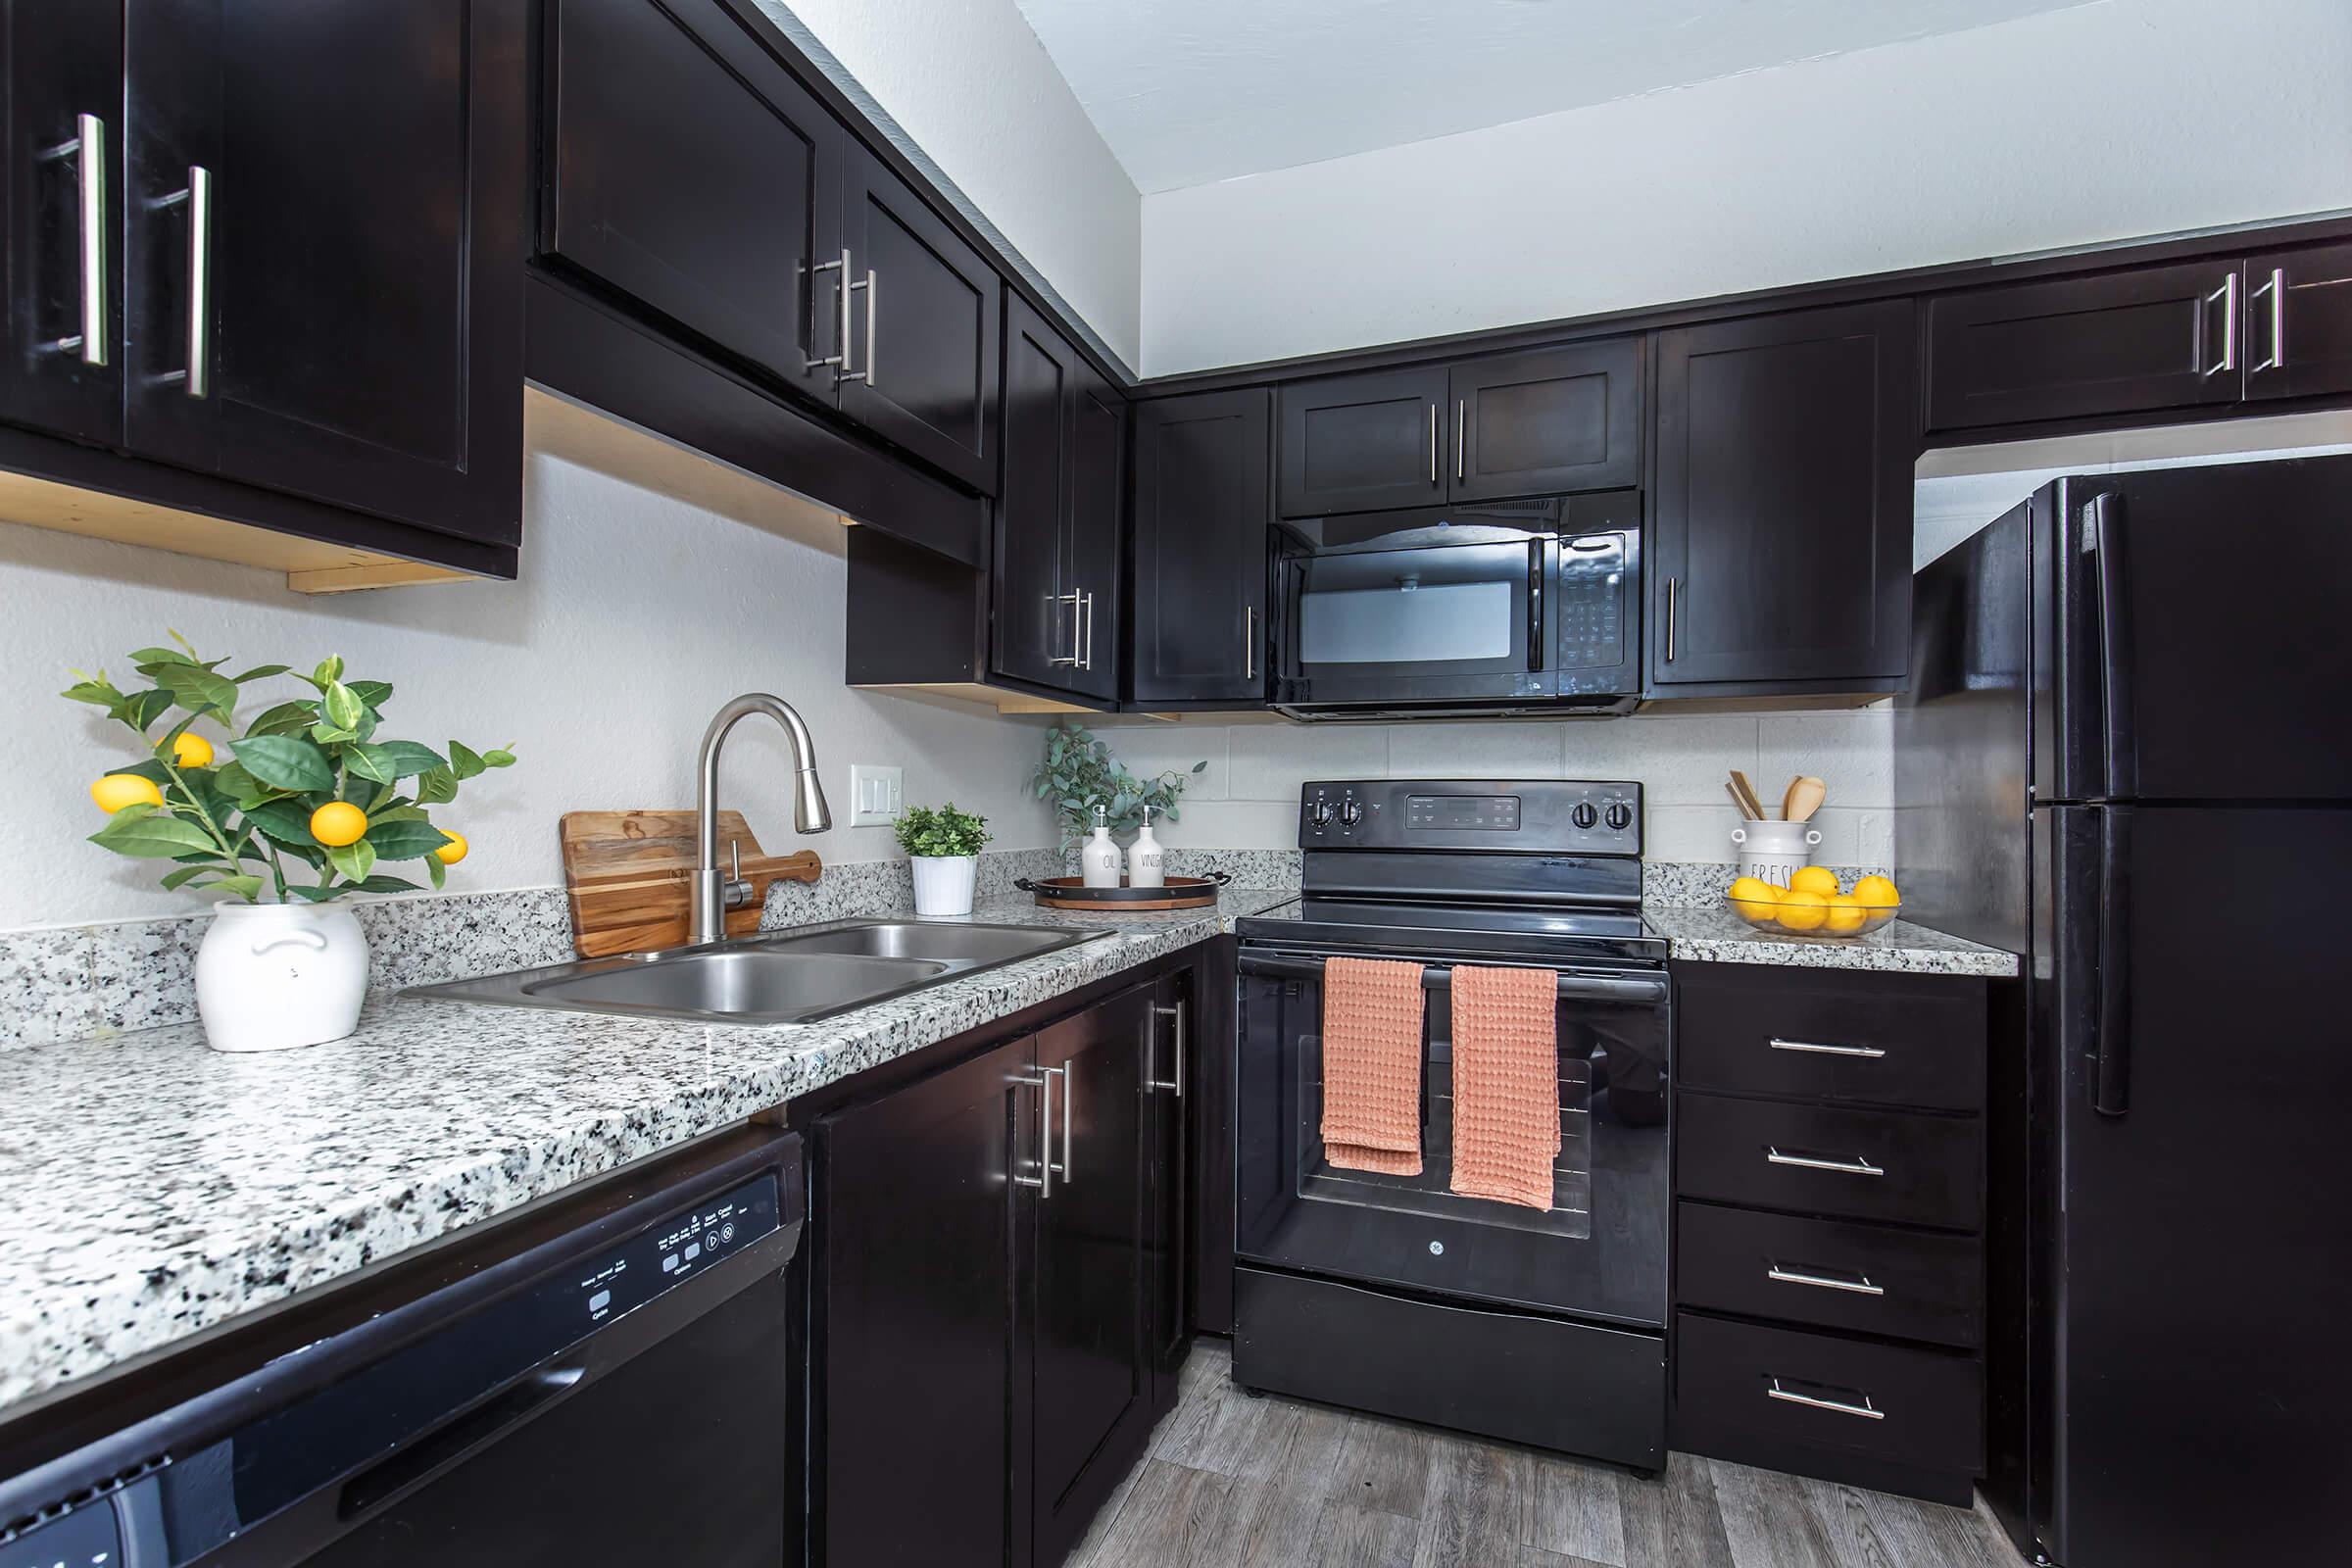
[1676,1094,1981,1231]
[1675,963,1984,1111]
[1675,1312,1981,1475]
[1677,1203,1982,1348]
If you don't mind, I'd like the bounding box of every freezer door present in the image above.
[2058,456,2352,803]
[2047,804,2352,1567]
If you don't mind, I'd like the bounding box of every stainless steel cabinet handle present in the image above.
[1769,1037,1887,1059]
[42,114,108,365]
[806,248,852,372]
[1767,1147,1885,1178]
[1454,399,1465,481]
[1428,403,1439,484]
[1013,1069,1054,1196]
[1078,591,1096,671]
[844,266,875,386]
[2201,272,2238,377]
[154,167,213,397]
[1048,592,1081,666]
[1767,1263,1886,1297]
[1150,1000,1186,1096]
[2250,267,2285,372]
[1664,577,1680,662]
[1767,1378,1885,1421]
[1048,1062,1070,1183]
[1244,606,1256,681]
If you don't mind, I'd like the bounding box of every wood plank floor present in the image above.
[1069,1342,2027,1568]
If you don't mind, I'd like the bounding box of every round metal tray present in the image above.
[1015,871,1230,910]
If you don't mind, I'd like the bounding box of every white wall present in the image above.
[761,0,1143,370]
[1084,707,1896,868]
[1139,0,2352,374]
[0,397,1054,930]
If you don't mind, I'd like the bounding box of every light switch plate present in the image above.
[848,764,903,828]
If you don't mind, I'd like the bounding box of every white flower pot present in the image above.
[909,855,977,918]
[196,901,369,1054]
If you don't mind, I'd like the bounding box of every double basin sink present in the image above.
[407,918,1109,1026]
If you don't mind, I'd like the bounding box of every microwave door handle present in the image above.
[1530,540,1547,671]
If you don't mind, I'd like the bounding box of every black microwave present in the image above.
[1267,492,1642,718]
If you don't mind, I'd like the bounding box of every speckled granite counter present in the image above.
[0,889,1293,1420]
[1641,906,2017,977]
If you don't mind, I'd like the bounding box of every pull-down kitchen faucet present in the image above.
[690,693,831,945]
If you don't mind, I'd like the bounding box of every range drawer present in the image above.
[1674,1312,1982,1475]
[1676,1093,1982,1231]
[1676,1202,1983,1348]
[1675,962,1985,1111]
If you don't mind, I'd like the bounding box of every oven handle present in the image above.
[1237,952,1666,1004]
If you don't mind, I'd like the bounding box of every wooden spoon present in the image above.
[1728,770,1768,821]
[1726,781,1758,819]
[1783,775,1828,823]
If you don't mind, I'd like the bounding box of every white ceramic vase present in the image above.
[909,854,977,918]
[196,900,369,1054]
[1730,821,1824,887]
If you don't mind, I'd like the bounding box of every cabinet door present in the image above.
[1278,364,1446,516]
[819,1034,1032,1568]
[541,0,844,404]
[993,299,1072,688]
[1061,357,1125,703]
[1130,389,1272,705]
[2243,243,2352,404]
[840,139,1002,495]
[1,0,122,445]
[1448,338,1640,500]
[120,0,524,546]
[1029,987,1154,1568]
[1652,301,1914,689]
[1925,261,2240,432]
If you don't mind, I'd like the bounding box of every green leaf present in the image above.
[448,740,486,780]
[160,863,224,891]
[1192,760,1208,773]
[230,734,336,792]
[351,874,423,894]
[325,838,376,883]
[427,854,448,891]
[363,818,454,861]
[245,799,320,847]
[61,676,126,709]
[104,758,174,787]
[129,646,193,669]
[347,739,443,782]
[123,688,174,732]
[311,655,345,689]
[229,663,292,684]
[320,680,366,732]
[212,760,266,808]
[481,747,516,768]
[90,808,220,858]
[414,765,459,806]
[285,882,345,903]
[349,680,393,707]
[195,874,264,902]
[244,700,318,738]
[342,742,401,785]
[159,662,239,719]
[370,804,428,824]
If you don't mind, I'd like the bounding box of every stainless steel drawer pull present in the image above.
[1428,403,1439,484]
[1079,592,1096,671]
[1455,399,1465,480]
[153,166,213,397]
[807,249,852,372]
[1048,592,1081,666]
[1767,1378,1885,1421]
[2201,272,2238,376]
[1769,1037,1887,1058]
[1664,577,1680,662]
[846,265,875,386]
[1244,606,1256,681]
[1767,1147,1885,1178]
[1050,1062,1071,1183]
[1767,1263,1886,1297]
[42,113,108,364]
[1013,1068,1054,1196]
[2251,267,2285,371]
[1150,1000,1186,1097]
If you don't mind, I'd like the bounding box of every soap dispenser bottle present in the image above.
[1080,803,1121,888]
[1128,803,1165,889]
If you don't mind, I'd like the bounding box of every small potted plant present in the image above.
[895,803,990,918]
[64,633,514,1054]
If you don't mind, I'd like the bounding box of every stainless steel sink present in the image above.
[404,917,1108,1026]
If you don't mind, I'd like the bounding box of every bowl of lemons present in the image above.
[1727,867,1901,939]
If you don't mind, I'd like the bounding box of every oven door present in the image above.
[1271,531,1555,708]
[1235,946,1669,1328]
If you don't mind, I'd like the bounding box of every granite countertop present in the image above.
[0,889,1293,1421]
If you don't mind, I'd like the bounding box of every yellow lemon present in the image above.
[1727,876,1782,922]
[1823,893,1868,935]
[1788,865,1841,898]
[168,731,215,768]
[1851,874,1900,908]
[434,831,469,865]
[309,802,369,848]
[1775,889,1830,932]
[91,773,165,813]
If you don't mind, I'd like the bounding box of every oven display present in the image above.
[1404,794,1521,831]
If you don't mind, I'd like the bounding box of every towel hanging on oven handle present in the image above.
[1238,952,1665,1004]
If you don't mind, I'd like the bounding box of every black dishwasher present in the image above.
[0,1127,803,1567]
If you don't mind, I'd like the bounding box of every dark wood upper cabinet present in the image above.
[1925,260,2240,433]
[2,0,123,448]
[540,0,843,405]
[1278,364,1446,515]
[118,0,522,547]
[1129,388,1271,706]
[839,140,1003,496]
[1449,337,1641,500]
[1062,358,1124,703]
[2243,242,2352,404]
[1652,300,1915,690]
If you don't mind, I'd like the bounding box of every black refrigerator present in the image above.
[1896,454,2352,1568]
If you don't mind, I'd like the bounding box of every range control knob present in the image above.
[1604,803,1636,832]
[1571,802,1599,830]
[1308,800,1333,828]
[1339,799,1363,828]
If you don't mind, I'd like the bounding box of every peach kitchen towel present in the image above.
[1319,956,1427,1176]
[1448,964,1560,1209]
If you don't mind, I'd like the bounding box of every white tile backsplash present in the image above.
[1385,719,1567,778]
[1758,707,1894,810]
[1227,723,1390,800]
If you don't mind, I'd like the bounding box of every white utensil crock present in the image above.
[196,901,368,1053]
[909,855,977,918]
[1731,821,1824,887]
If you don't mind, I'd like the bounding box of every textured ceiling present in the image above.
[1012,0,2099,193]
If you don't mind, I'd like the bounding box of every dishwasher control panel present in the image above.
[589,1170,781,1323]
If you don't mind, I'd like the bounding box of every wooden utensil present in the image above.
[1728,770,1768,821]
[1783,775,1828,823]
[1725,781,1760,819]
[560,808,822,956]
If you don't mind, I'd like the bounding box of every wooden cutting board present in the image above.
[560,809,822,957]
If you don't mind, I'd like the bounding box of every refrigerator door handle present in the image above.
[2087,492,2137,799]
[2091,806,2133,1117]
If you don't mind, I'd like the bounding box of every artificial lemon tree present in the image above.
[65,632,511,904]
